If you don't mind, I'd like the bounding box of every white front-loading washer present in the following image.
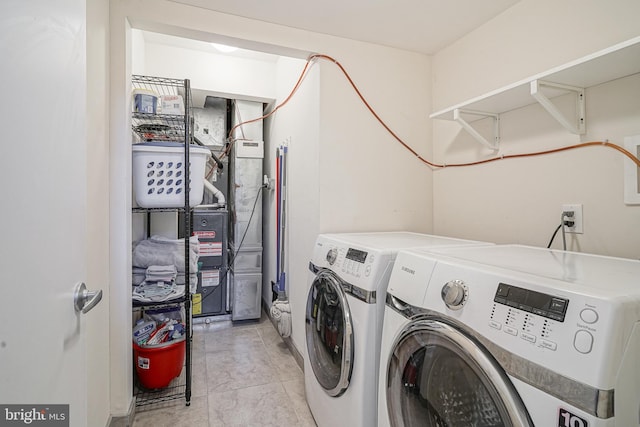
[378,244,640,427]
[305,232,490,427]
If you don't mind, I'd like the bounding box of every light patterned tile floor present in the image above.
[132,312,317,427]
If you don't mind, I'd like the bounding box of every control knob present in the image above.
[326,248,338,265]
[441,280,468,310]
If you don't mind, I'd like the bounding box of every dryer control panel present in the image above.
[490,282,574,352]
[487,281,605,359]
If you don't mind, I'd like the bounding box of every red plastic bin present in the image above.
[133,337,185,389]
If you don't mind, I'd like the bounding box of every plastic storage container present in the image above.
[132,89,159,114]
[132,142,211,208]
[133,337,185,389]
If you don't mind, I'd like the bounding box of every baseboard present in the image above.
[107,399,135,427]
[283,334,304,370]
[262,300,304,370]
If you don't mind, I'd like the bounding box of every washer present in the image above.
[378,244,640,427]
[305,232,490,427]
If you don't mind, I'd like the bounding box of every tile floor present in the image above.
[132,313,317,427]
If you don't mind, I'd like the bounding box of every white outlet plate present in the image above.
[561,204,583,234]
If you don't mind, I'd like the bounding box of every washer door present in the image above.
[306,270,354,397]
[386,319,533,427]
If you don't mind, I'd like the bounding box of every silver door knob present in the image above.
[74,282,103,314]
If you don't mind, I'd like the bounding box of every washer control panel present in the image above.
[340,247,370,278]
[319,244,377,281]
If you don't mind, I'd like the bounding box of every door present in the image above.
[305,270,354,397]
[386,319,532,427]
[0,1,92,425]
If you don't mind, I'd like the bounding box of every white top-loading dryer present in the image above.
[305,232,491,427]
[378,244,640,427]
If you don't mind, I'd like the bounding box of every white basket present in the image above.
[132,142,210,208]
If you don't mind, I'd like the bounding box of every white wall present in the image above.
[111,1,433,395]
[131,29,145,75]
[264,57,321,353]
[142,40,278,100]
[86,0,111,424]
[317,50,432,233]
[432,0,640,260]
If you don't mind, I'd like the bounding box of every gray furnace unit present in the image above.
[187,208,229,317]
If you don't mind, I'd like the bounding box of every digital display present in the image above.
[346,248,368,263]
[494,283,568,322]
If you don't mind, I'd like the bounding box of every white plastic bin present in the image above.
[132,142,210,208]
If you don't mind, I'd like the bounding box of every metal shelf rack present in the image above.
[131,74,193,408]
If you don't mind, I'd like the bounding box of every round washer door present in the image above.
[305,270,354,397]
[386,319,533,427]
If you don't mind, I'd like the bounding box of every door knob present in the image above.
[74,282,103,314]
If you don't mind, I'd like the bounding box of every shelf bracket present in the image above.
[453,109,500,150]
[530,80,586,134]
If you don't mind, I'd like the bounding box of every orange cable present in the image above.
[226,53,640,170]
[222,59,314,159]
[441,141,640,169]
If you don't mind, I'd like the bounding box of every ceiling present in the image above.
[169,0,520,55]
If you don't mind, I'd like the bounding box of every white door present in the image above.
[0,1,93,425]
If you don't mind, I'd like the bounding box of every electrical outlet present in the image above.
[561,204,583,234]
[263,174,275,191]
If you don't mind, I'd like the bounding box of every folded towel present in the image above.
[147,265,178,275]
[132,235,199,274]
[146,265,178,283]
[132,267,146,286]
[133,280,185,303]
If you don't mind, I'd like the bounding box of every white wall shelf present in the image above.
[430,36,640,148]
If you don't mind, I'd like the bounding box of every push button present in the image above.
[549,298,567,313]
[580,308,599,324]
[573,330,594,354]
[521,332,536,343]
[489,320,502,330]
[540,340,557,351]
[503,325,518,336]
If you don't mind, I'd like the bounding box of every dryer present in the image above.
[305,232,490,427]
[378,244,640,427]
